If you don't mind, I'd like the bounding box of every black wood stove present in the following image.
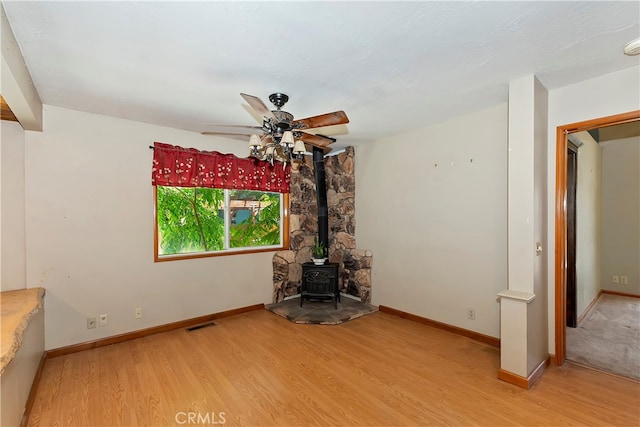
[300,262,340,309]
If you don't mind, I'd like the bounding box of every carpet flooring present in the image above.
[265,295,378,324]
[566,293,640,380]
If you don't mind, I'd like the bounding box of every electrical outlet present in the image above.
[98,314,108,326]
[621,276,628,285]
[612,275,620,284]
[467,308,476,320]
[87,317,97,329]
[135,307,143,319]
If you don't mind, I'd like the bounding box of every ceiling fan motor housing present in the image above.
[268,93,289,109]
[268,93,293,135]
[269,110,294,134]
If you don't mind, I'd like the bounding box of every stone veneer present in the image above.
[273,146,372,303]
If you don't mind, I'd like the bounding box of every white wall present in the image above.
[573,132,602,315]
[0,120,26,291]
[25,106,275,350]
[547,65,640,351]
[601,136,640,295]
[356,103,508,338]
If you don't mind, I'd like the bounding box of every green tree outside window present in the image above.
[156,186,282,258]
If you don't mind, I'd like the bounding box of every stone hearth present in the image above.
[265,296,378,325]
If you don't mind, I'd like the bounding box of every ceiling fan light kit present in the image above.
[623,37,640,56]
[293,139,307,155]
[202,92,349,165]
[249,130,306,164]
[281,130,295,147]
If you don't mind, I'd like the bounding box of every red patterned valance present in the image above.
[151,142,290,193]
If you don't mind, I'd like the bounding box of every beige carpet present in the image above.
[566,294,640,380]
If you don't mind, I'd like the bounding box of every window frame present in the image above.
[153,186,289,262]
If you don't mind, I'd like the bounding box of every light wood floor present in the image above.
[28,309,640,426]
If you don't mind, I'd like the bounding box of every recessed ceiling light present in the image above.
[623,37,640,56]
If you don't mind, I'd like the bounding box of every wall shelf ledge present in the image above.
[497,289,536,303]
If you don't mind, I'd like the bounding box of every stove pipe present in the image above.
[312,146,329,254]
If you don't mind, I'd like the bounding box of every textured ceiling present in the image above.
[3,1,639,149]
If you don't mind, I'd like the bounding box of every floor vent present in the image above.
[186,321,216,332]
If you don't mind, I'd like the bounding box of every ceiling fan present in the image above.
[201,93,349,163]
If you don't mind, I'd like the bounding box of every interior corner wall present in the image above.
[601,136,640,295]
[0,120,26,292]
[547,65,640,351]
[356,103,508,338]
[25,105,274,350]
[575,133,602,315]
[507,75,536,294]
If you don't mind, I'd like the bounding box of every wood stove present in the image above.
[300,262,340,309]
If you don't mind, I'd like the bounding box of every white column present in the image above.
[499,75,549,386]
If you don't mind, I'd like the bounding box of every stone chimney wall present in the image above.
[272,146,372,303]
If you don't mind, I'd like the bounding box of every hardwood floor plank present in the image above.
[28,310,640,426]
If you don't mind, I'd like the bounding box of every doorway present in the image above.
[554,109,640,365]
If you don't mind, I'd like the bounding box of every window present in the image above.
[151,141,291,261]
[155,186,289,261]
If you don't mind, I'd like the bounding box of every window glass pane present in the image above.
[156,186,284,259]
[156,186,225,255]
[229,190,281,248]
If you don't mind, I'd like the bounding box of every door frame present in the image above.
[554,109,640,365]
[566,141,578,328]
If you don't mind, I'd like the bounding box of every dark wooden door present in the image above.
[566,143,578,328]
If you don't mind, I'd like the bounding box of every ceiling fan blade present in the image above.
[200,132,255,142]
[201,131,252,136]
[296,132,335,148]
[240,93,277,121]
[292,111,349,130]
[201,124,264,135]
